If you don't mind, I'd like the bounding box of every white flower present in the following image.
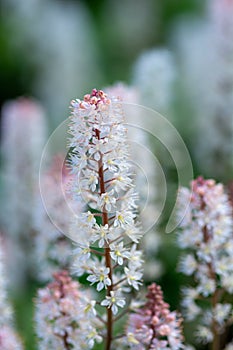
[181,287,199,301]
[114,211,135,228]
[197,278,216,297]
[132,48,176,113]
[124,224,142,243]
[35,271,99,350]
[83,300,97,316]
[81,169,99,192]
[111,172,133,192]
[97,190,116,212]
[177,177,233,344]
[1,98,47,285]
[92,224,109,248]
[101,290,125,315]
[182,300,201,321]
[71,257,89,277]
[128,244,143,269]
[88,137,107,161]
[73,244,91,262]
[195,326,213,344]
[221,274,233,294]
[213,303,232,327]
[110,242,130,265]
[86,327,103,348]
[214,257,232,277]
[124,267,143,290]
[85,211,97,227]
[175,0,233,179]
[1,98,47,237]
[178,254,197,276]
[87,266,111,291]
[68,90,144,347]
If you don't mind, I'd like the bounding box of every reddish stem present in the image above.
[96,128,113,350]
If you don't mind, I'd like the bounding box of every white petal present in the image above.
[101,299,110,307]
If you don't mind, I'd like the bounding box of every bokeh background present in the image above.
[0,0,232,349]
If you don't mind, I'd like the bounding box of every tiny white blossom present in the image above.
[97,190,116,212]
[92,224,109,248]
[73,245,91,262]
[101,290,125,315]
[81,169,98,192]
[124,224,142,243]
[111,172,133,192]
[87,266,111,291]
[114,211,134,228]
[195,326,213,344]
[128,244,144,269]
[83,300,97,317]
[110,242,130,265]
[124,267,143,290]
[178,254,197,275]
[197,278,216,297]
[221,274,233,294]
[87,327,103,348]
[213,303,232,327]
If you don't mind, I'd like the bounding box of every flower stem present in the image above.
[202,225,220,350]
[96,129,113,350]
[211,289,220,350]
[63,332,71,350]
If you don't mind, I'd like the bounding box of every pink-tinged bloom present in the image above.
[68,89,144,348]
[177,177,233,346]
[35,270,102,349]
[126,283,184,349]
[68,89,143,293]
[105,82,139,104]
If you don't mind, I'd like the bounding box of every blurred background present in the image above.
[0,0,232,349]
[0,0,203,127]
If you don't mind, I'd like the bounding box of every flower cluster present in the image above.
[0,326,23,350]
[68,89,144,348]
[132,48,176,114]
[175,0,233,180]
[177,177,233,346]
[1,97,47,287]
[105,83,161,271]
[0,239,12,326]
[1,97,47,236]
[0,238,23,350]
[2,0,102,125]
[125,283,184,349]
[33,154,83,282]
[35,270,101,350]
